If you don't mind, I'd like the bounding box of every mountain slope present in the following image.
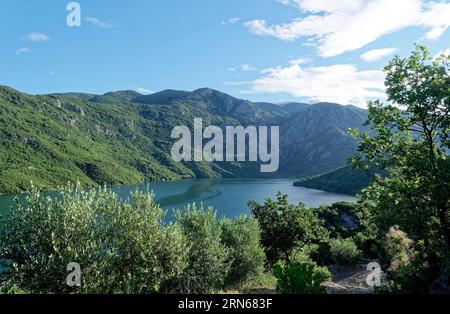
[0,85,369,194]
[279,103,369,176]
[281,102,310,114]
[91,90,143,103]
[294,166,372,195]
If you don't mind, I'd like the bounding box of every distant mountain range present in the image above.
[0,85,370,194]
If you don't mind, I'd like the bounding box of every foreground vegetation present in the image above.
[0,46,448,294]
[350,46,449,293]
[0,184,266,294]
[0,183,365,294]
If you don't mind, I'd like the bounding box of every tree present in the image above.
[220,216,266,287]
[273,260,331,294]
[170,205,230,294]
[248,193,328,265]
[350,46,450,290]
[0,184,188,294]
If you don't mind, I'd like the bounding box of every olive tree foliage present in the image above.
[0,183,188,294]
[350,46,450,285]
[220,216,266,287]
[168,206,231,294]
[0,185,270,294]
[248,193,329,265]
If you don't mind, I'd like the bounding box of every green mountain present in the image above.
[91,90,143,103]
[253,102,309,119]
[279,103,369,176]
[294,166,372,195]
[0,85,369,194]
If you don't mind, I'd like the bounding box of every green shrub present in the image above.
[273,261,331,294]
[353,231,379,260]
[318,202,362,238]
[376,244,438,294]
[220,216,266,287]
[249,193,329,265]
[0,283,29,294]
[329,238,362,265]
[290,246,315,264]
[377,228,440,294]
[169,205,230,294]
[385,226,414,272]
[0,183,188,294]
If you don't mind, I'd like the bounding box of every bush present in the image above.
[0,183,188,294]
[249,193,329,265]
[318,202,362,239]
[377,245,439,294]
[385,226,414,272]
[220,216,266,287]
[0,283,28,294]
[353,231,379,260]
[329,238,362,265]
[169,205,230,294]
[377,227,441,294]
[273,261,331,294]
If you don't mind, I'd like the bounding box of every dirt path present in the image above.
[324,265,374,294]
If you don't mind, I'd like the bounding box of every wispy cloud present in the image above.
[23,32,49,42]
[242,61,385,107]
[245,0,450,57]
[134,87,153,94]
[85,16,114,28]
[241,64,257,72]
[288,58,311,65]
[16,47,31,55]
[222,17,241,26]
[229,64,257,72]
[434,49,450,59]
[360,48,399,62]
[223,80,252,86]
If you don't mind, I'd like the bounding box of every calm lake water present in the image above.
[0,178,355,219]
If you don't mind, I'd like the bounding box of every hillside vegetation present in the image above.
[294,166,372,195]
[0,86,368,194]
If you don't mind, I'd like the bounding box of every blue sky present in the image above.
[1,0,449,107]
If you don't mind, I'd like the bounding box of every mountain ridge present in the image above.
[0,85,369,194]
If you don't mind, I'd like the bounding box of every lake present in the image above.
[0,178,355,219]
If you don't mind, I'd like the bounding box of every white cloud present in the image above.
[229,64,257,72]
[134,87,153,94]
[277,0,365,13]
[85,17,114,28]
[245,0,450,57]
[223,80,253,86]
[23,32,49,42]
[244,62,386,107]
[360,48,399,62]
[288,57,311,65]
[419,1,450,39]
[222,17,241,25]
[16,47,31,55]
[241,64,257,71]
[434,48,450,58]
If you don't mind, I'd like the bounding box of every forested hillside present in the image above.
[0,86,368,194]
